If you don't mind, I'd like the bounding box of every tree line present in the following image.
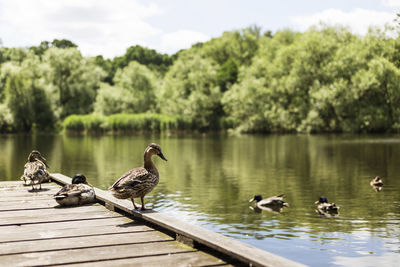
[1,24,400,134]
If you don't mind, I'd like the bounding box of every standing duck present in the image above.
[315,196,339,215]
[249,194,289,210]
[109,143,167,210]
[54,174,95,206]
[20,150,50,190]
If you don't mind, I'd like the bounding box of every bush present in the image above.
[63,113,197,133]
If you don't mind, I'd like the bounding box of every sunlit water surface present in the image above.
[1,134,399,266]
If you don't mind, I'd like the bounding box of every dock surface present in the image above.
[0,175,305,267]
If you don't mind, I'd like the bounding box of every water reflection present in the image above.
[0,134,400,266]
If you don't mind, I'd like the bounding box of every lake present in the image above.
[1,133,399,266]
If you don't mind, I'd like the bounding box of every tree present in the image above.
[159,49,221,130]
[1,54,55,131]
[94,61,157,114]
[30,39,78,56]
[112,45,173,78]
[42,47,104,118]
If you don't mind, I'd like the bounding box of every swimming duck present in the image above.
[20,150,50,190]
[109,143,167,210]
[54,174,95,206]
[249,194,289,209]
[370,176,384,187]
[315,196,339,214]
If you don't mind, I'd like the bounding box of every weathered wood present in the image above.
[62,251,232,267]
[0,203,108,217]
[0,222,153,243]
[0,241,195,266]
[51,173,305,267]
[0,210,120,226]
[0,216,132,232]
[0,179,231,267]
[0,231,174,255]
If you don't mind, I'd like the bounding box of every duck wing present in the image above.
[110,167,150,189]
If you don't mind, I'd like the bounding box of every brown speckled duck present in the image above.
[20,150,50,190]
[109,143,167,210]
[54,174,95,206]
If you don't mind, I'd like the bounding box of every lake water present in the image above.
[1,133,399,266]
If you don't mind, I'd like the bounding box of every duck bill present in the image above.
[314,200,320,204]
[158,153,168,161]
[249,198,255,203]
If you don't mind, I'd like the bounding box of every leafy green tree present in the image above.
[112,45,173,78]
[30,39,78,56]
[1,54,55,131]
[94,55,113,84]
[42,47,104,118]
[94,61,157,115]
[159,49,221,130]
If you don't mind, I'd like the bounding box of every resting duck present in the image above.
[54,174,95,206]
[21,150,50,190]
[315,196,339,214]
[109,143,167,210]
[249,194,289,209]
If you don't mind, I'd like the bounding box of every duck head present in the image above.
[315,196,328,204]
[249,195,263,203]
[146,143,167,161]
[72,174,87,184]
[28,150,50,168]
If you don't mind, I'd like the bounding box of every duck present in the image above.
[370,176,384,187]
[109,143,167,210]
[315,196,339,214]
[20,150,50,190]
[249,194,289,209]
[54,174,95,206]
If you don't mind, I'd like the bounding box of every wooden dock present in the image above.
[0,174,305,267]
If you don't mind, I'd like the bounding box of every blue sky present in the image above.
[0,0,398,58]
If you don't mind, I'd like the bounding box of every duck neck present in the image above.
[144,153,158,175]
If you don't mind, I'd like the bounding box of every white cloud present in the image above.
[160,30,210,54]
[0,0,163,58]
[291,8,395,35]
[381,0,400,7]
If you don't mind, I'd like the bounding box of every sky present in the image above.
[0,0,399,58]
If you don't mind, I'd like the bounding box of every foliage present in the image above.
[63,113,193,133]
[112,45,174,78]
[1,54,55,131]
[42,47,105,119]
[159,49,222,130]
[94,61,157,115]
[1,25,400,134]
[29,39,78,56]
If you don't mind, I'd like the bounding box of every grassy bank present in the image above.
[63,113,195,134]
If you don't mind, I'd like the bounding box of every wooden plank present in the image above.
[0,209,120,226]
[0,241,195,266]
[0,216,133,232]
[0,231,174,255]
[51,173,305,267]
[62,251,232,267]
[0,222,154,243]
[0,204,108,217]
